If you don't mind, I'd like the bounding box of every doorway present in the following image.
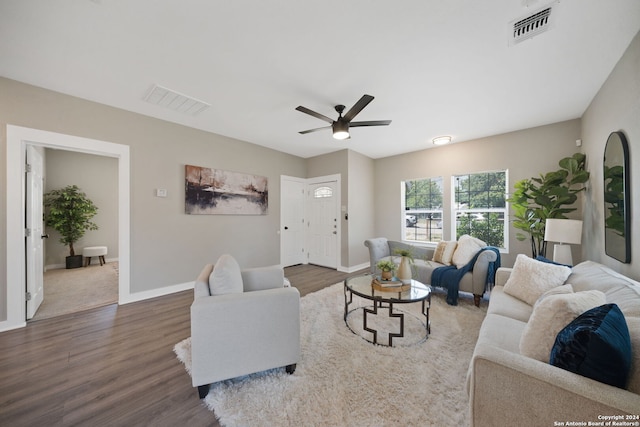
[280,174,340,270]
[29,148,119,321]
[3,125,130,332]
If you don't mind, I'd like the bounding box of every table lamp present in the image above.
[544,219,583,265]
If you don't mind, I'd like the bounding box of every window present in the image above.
[454,171,507,248]
[403,177,443,243]
[313,186,333,198]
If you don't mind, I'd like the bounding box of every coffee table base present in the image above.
[344,300,430,347]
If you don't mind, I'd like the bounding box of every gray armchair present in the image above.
[191,262,300,398]
[364,237,497,306]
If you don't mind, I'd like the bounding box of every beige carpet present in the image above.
[31,262,118,321]
[175,282,487,427]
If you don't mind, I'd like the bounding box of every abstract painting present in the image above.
[185,165,268,215]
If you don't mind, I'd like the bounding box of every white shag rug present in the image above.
[174,283,487,427]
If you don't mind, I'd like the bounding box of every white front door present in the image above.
[26,145,45,319]
[280,176,306,267]
[307,181,338,268]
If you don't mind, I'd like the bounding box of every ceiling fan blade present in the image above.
[349,120,392,127]
[299,125,331,134]
[343,94,374,122]
[295,106,334,124]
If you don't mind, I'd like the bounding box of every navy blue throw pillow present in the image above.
[550,304,631,388]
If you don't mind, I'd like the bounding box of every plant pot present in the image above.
[66,255,83,269]
[397,256,412,284]
[381,270,393,281]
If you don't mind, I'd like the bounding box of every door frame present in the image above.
[279,174,341,270]
[3,125,130,332]
[306,175,340,269]
[280,175,306,267]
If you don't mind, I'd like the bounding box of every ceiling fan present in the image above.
[296,94,391,140]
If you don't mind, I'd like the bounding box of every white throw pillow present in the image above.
[432,241,457,265]
[209,254,243,295]
[520,290,606,362]
[534,283,574,305]
[451,234,486,269]
[503,254,571,305]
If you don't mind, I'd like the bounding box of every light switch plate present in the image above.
[156,188,167,198]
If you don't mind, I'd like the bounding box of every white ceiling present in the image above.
[1,1,639,159]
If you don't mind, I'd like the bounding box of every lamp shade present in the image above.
[332,121,349,140]
[544,219,583,245]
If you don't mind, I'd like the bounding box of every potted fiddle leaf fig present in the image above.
[507,153,589,258]
[44,185,99,269]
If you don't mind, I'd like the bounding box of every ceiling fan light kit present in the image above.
[296,94,391,140]
[432,136,452,145]
[332,121,350,140]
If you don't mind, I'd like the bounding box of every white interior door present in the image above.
[307,181,338,268]
[280,176,306,267]
[26,145,45,319]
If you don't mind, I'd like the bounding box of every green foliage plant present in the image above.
[44,185,99,257]
[376,260,397,272]
[393,248,414,262]
[507,153,589,258]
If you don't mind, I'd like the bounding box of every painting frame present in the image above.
[185,164,268,215]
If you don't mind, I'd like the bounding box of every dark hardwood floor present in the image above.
[0,264,366,427]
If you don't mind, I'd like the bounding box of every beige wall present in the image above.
[306,149,376,270]
[346,150,375,268]
[373,119,583,268]
[44,149,118,266]
[0,77,307,324]
[581,29,640,278]
[2,29,638,323]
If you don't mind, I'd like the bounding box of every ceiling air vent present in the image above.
[143,84,210,116]
[509,1,558,46]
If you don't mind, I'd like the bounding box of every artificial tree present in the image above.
[44,185,99,268]
[508,152,589,258]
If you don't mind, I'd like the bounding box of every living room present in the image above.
[0,1,639,425]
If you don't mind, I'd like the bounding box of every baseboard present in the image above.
[119,281,194,305]
[0,320,27,333]
[45,257,119,271]
[338,262,370,273]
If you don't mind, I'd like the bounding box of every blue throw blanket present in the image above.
[431,247,501,305]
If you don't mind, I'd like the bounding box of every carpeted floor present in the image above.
[175,282,487,427]
[31,262,118,321]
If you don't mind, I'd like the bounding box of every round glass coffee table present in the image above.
[343,274,431,346]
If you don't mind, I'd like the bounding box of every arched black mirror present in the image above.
[603,131,631,263]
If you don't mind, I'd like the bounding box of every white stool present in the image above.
[83,246,108,267]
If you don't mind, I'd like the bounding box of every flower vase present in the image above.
[397,256,412,284]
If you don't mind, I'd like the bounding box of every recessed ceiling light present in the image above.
[432,136,452,145]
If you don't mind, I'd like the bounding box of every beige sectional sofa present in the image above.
[467,259,640,426]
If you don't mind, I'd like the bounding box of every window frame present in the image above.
[402,176,444,245]
[451,170,509,250]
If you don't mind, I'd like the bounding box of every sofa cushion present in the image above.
[476,313,527,353]
[520,290,606,362]
[486,286,533,323]
[452,234,486,269]
[534,283,574,305]
[503,254,572,306]
[625,316,640,394]
[568,261,640,317]
[550,304,632,389]
[432,241,457,265]
[209,254,244,296]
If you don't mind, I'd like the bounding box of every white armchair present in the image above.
[191,259,300,398]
